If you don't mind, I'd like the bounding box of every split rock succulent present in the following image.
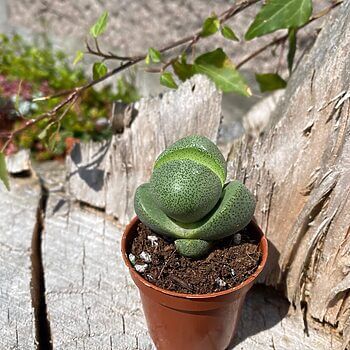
[134,135,256,258]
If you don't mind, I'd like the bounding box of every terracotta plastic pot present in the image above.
[121,216,268,350]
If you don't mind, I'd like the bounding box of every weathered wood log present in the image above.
[67,75,222,225]
[0,177,40,349]
[227,1,350,347]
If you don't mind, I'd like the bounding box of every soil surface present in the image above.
[129,222,262,294]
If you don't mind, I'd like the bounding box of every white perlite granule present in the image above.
[215,277,227,287]
[128,253,136,265]
[140,251,152,263]
[135,264,148,273]
[147,235,159,246]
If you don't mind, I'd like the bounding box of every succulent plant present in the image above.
[134,135,256,258]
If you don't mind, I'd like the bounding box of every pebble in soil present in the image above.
[129,222,262,294]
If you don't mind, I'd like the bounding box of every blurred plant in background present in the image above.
[0,34,139,160]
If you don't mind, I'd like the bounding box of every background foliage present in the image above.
[0,34,139,161]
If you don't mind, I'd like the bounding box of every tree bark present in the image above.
[227,1,350,345]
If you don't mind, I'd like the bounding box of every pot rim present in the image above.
[121,216,268,299]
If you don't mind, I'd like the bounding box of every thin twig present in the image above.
[86,41,143,61]
[237,34,288,69]
[86,0,260,63]
[31,88,75,102]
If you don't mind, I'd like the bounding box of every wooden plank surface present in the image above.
[0,177,40,349]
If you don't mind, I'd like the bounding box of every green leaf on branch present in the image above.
[37,122,60,152]
[245,0,312,40]
[145,48,162,64]
[38,122,54,140]
[193,48,251,96]
[287,28,297,74]
[201,15,220,37]
[90,11,109,38]
[92,62,107,80]
[73,50,84,65]
[256,73,287,92]
[160,72,178,89]
[172,57,195,82]
[0,152,10,191]
[220,25,239,41]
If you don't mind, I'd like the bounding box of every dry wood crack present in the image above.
[31,178,52,349]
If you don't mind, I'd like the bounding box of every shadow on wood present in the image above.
[68,140,111,192]
[228,240,286,349]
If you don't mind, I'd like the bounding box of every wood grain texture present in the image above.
[227,1,350,347]
[234,286,342,350]
[42,192,153,349]
[67,75,222,226]
[0,177,40,349]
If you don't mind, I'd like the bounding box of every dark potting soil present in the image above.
[128,222,262,294]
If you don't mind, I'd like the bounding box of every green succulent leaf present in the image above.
[73,50,84,65]
[220,25,239,41]
[154,135,227,186]
[92,62,108,80]
[146,47,162,64]
[90,11,109,38]
[150,159,222,223]
[160,72,178,89]
[0,152,10,191]
[287,28,297,74]
[255,73,287,92]
[135,180,255,243]
[194,48,251,96]
[245,0,312,40]
[175,239,212,258]
[201,15,220,37]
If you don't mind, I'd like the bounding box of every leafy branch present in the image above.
[236,0,342,70]
[0,0,342,189]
